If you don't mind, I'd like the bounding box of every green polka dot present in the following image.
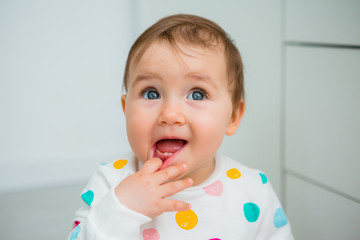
[274,208,288,228]
[244,202,260,222]
[81,190,94,206]
[259,173,268,184]
[70,225,80,240]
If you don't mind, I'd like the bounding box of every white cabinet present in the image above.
[285,0,360,45]
[285,174,360,239]
[283,1,360,239]
[284,46,360,200]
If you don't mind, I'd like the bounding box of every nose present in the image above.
[157,100,186,126]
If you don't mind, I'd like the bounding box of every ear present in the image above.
[225,100,245,136]
[121,95,127,113]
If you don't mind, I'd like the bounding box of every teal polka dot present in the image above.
[259,173,268,184]
[81,190,94,206]
[274,208,288,228]
[243,202,260,222]
[70,225,80,240]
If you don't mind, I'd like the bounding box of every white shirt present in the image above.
[69,153,294,240]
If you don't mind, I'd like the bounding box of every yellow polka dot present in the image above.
[227,168,241,179]
[113,159,128,169]
[175,210,198,230]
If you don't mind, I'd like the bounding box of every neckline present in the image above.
[183,152,223,191]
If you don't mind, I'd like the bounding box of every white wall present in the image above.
[0,0,133,192]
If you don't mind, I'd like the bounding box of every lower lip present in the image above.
[152,142,187,170]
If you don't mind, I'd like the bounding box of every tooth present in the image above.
[155,148,174,157]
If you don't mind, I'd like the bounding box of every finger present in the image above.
[161,178,193,197]
[141,158,163,173]
[159,198,191,213]
[154,163,188,184]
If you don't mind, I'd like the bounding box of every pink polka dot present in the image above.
[203,180,223,196]
[72,221,80,230]
[142,228,160,240]
[209,238,221,240]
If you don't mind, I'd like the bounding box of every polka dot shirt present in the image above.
[69,153,294,240]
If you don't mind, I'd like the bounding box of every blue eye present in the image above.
[142,89,160,100]
[187,90,206,101]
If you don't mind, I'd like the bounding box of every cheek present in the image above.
[196,101,232,131]
[125,102,155,135]
[126,115,146,137]
[125,106,154,160]
[191,102,232,152]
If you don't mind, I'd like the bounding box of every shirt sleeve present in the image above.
[254,181,294,240]
[68,164,151,240]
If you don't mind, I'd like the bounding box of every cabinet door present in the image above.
[285,174,360,239]
[285,0,360,45]
[284,46,360,200]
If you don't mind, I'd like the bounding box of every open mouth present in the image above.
[153,139,187,164]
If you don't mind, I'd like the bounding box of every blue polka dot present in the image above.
[81,190,94,206]
[243,202,260,222]
[70,225,80,240]
[259,173,268,184]
[274,208,288,228]
[100,162,107,166]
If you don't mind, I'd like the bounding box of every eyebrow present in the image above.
[131,72,219,89]
[131,73,161,88]
[185,73,218,89]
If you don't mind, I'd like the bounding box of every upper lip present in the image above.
[154,136,187,142]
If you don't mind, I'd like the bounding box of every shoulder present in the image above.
[217,153,272,201]
[210,154,293,238]
[79,152,138,207]
[219,153,268,185]
[217,154,290,228]
[98,152,138,185]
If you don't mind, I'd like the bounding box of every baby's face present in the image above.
[122,40,241,185]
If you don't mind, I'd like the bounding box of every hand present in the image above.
[114,157,193,219]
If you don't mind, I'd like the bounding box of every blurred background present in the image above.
[0,0,359,239]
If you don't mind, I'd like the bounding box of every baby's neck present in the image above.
[183,158,216,186]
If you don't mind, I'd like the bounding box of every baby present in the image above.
[69,14,294,240]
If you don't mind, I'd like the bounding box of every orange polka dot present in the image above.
[113,159,128,169]
[175,210,198,230]
[227,168,241,179]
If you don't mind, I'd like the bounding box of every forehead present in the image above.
[128,40,227,86]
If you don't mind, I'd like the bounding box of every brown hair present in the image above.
[123,14,244,113]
